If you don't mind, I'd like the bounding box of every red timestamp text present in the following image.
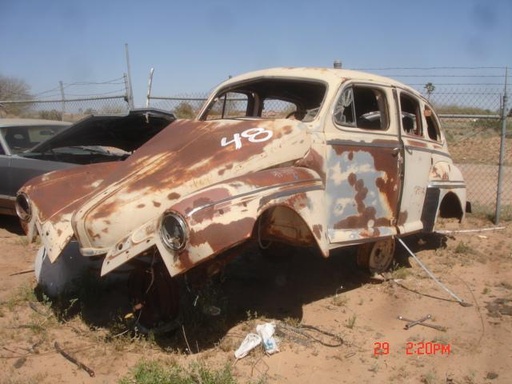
[373,341,451,356]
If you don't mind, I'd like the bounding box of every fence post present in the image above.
[495,67,509,224]
[146,68,154,108]
[59,81,65,115]
[124,43,135,110]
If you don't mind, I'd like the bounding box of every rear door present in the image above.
[395,90,443,233]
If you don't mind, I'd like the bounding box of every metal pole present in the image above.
[59,81,65,115]
[495,67,508,224]
[125,43,135,109]
[146,68,154,108]
[123,73,130,104]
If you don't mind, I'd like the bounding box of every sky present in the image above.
[1,0,511,107]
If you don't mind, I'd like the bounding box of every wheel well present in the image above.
[254,205,316,247]
[439,192,463,220]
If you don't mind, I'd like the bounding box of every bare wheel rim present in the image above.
[357,238,395,274]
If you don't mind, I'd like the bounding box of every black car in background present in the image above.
[0,109,175,215]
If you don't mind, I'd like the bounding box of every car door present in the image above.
[325,83,402,245]
[395,90,437,233]
[0,135,12,213]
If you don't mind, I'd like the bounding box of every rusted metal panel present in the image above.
[326,141,400,244]
[103,167,325,276]
[74,119,310,251]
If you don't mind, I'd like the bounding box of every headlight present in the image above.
[160,213,188,251]
[15,193,32,222]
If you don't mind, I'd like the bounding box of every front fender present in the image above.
[160,166,327,276]
[102,167,326,277]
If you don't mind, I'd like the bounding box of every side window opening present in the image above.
[334,88,355,126]
[400,93,422,136]
[204,92,252,120]
[425,106,441,141]
[334,86,388,130]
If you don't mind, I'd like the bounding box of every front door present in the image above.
[325,84,402,245]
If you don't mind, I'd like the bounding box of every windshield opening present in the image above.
[200,78,326,122]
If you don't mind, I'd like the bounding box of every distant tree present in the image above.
[99,105,126,114]
[39,109,62,121]
[0,74,32,100]
[84,107,97,115]
[0,74,33,116]
[174,102,195,119]
[424,82,435,100]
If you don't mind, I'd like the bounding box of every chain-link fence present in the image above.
[146,94,208,118]
[0,96,129,122]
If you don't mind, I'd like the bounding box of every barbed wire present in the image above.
[357,66,508,71]
[31,77,127,101]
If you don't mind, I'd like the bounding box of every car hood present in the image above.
[21,118,312,253]
[29,109,175,154]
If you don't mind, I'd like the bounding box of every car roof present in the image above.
[216,67,423,97]
[0,118,72,127]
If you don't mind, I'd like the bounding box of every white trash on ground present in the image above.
[234,322,280,359]
[256,322,279,355]
[234,333,262,359]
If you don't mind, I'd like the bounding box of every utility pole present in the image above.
[125,43,135,109]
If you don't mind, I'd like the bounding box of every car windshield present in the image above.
[0,125,68,154]
[200,78,326,122]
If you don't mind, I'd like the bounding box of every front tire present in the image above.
[356,238,395,274]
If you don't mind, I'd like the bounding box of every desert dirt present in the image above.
[0,213,511,384]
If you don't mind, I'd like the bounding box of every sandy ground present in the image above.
[0,214,511,384]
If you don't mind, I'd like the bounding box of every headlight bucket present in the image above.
[160,213,188,251]
[15,193,32,222]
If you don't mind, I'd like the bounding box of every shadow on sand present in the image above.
[29,231,449,352]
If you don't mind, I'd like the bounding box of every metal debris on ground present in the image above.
[276,321,344,347]
[397,237,472,307]
[397,315,447,332]
[54,341,95,377]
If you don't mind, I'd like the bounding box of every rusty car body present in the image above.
[1,110,175,217]
[17,67,466,325]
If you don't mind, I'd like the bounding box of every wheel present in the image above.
[356,238,395,274]
[127,264,181,333]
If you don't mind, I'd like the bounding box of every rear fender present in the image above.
[421,162,467,231]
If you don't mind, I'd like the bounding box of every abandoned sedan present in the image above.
[17,67,466,327]
[0,118,71,215]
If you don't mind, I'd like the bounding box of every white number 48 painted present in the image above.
[221,127,273,150]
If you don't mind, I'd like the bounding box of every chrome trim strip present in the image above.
[186,178,324,218]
